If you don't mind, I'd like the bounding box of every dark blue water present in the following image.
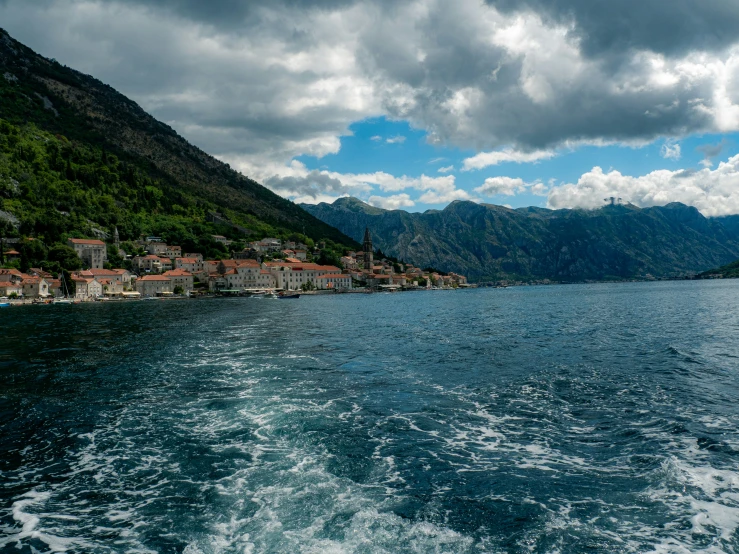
[2,281,739,553]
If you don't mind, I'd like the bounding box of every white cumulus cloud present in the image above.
[475,176,547,196]
[547,154,739,216]
[368,193,415,209]
[463,148,556,171]
[386,135,406,144]
[661,141,681,160]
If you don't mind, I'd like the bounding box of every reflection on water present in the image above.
[2,281,739,552]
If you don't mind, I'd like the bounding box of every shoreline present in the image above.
[4,277,736,309]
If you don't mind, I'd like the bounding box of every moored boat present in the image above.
[278,292,300,299]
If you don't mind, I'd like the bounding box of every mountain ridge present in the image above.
[302,197,739,282]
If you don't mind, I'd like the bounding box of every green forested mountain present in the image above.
[303,197,739,282]
[697,259,739,279]
[0,28,357,265]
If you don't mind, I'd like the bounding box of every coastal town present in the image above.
[0,228,469,303]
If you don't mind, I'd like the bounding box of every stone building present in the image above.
[135,275,171,297]
[68,238,107,269]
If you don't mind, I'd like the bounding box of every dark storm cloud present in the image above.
[264,170,359,198]
[490,0,739,58]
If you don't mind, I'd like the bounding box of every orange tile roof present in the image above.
[69,238,105,245]
[163,269,193,276]
[177,257,199,264]
[317,274,347,279]
[138,275,171,281]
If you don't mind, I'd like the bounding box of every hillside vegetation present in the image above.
[697,260,739,279]
[0,28,357,268]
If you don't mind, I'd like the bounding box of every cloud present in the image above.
[370,135,382,141]
[418,188,474,204]
[3,0,739,179]
[463,148,556,171]
[546,154,739,216]
[697,139,728,168]
[660,141,681,160]
[386,135,406,144]
[234,157,471,208]
[474,176,547,196]
[264,168,366,199]
[368,193,415,209]
[489,0,739,59]
[438,165,454,173]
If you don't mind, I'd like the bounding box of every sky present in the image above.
[3,0,739,215]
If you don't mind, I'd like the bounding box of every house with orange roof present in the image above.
[265,262,342,290]
[164,245,182,258]
[207,272,229,292]
[21,276,50,298]
[365,273,392,288]
[87,268,133,287]
[315,273,352,290]
[258,270,277,289]
[162,269,194,293]
[67,238,107,269]
[4,249,19,261]
[72,276,103,300]
[45,279,63,297]
[0,268,23,296]
[132,255,171,274]
[175,257,205,279]
[28,267,53,279]
[135,275,171,297]
[97,278,124,295]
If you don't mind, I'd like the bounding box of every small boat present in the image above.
[53,298,74,304]
[0,302,10,308]
[278,292,300,299]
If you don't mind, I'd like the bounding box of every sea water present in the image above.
[2,280,739,553]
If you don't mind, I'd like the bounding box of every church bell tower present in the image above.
[363,227,373,270]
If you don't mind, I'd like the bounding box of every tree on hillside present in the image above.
[46,244,82,272]
[19,239,48,272]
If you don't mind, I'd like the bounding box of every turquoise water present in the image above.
[2,281,739,553]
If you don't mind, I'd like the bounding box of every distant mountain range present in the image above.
[0,28,356,250]
[303,197,739,282]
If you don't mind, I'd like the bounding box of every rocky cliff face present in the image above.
[303,198,739,282]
